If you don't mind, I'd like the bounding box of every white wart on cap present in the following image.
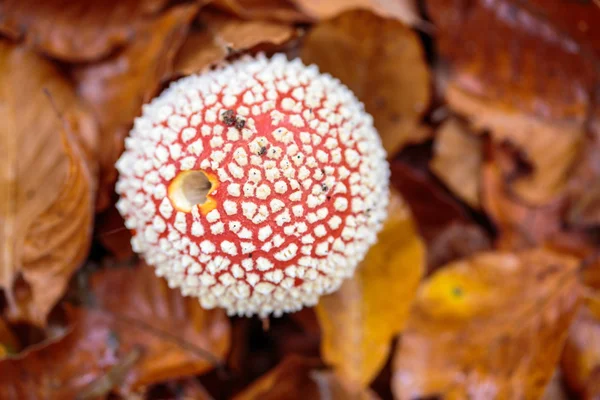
[115,53,390,317]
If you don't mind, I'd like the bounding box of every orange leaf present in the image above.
[481,147,562,250]
[0,0,170,61]
[315,190,425,390]
[0,261,230,397]
[174,9,296,76]
[212,0,311,22]
[73,3,199,211]
[428,0,595,205]
[393,248,581,399]
[0,41,97,326]
[448,85,583,205]
[301,10,431,157]
[430,118,482,208]
[292,0,421,26]
[233,355,379,400]
[562,284,600,399]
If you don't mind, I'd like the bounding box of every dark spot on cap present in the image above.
[222,109,236,126]
[235,118,245,129]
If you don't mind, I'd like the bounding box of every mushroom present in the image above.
[115,53,389,317]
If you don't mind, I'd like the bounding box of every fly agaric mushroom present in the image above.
[115,54,389,317]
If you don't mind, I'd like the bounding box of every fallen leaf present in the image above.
[390,161,491,268]
[233,355,379,400]
[212,0,311,22]
[426,222,491,273]
[73,3,199,211]
[393,248,581,399]
[315,190,424,390]
[0,41,97,326]
[0,317,18,357]
[174,9,296,76]
[430,117,482,208]
[428,0,597,205]
[561,289,600,399]
[481,146,563,250]
[233,356,323,400]
[291,0,421,27]
[0,261,230,397]
[301,10,431,157]
[0,0,169,61]
[447,84,583,205]
[95,203,134,261]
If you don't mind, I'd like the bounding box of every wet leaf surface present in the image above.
[0,41,97,327]
[428,0,597,205]
[315,190,425,390]
[393,248,581,399]
[301,10,431,156]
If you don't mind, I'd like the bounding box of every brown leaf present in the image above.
[233,355,378,400]
[0,317,18,357]
[562,290,600,399]
[301,10,431,157]
[212,0,311,22]
[291,0,421,26]
[390,161,491,269]
[430,118,482,208]
[174,9,296,76]
[315,190,424,390]
[0,262,230,397]
[392,248,581,399]
[0,41,97,326]
[95,204,134,261]
[482,146,563,250]
[428,0,597,205]
[0,0,169,61]
[73,3,199,211]
[447,84,583,205]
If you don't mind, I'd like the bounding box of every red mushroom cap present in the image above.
[116,54,389,317]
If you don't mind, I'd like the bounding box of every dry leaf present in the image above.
[428,0,596,205]
[73,3,199,211]
[562,292,600,399]
[392,248,581,399]
[315,190,424,390]
[0,0,169,61]
[292,0,421,26]
[0,41,97,326]
[482,147,563,250]
[430,118,482,208]
[174,9,296,76]
[0,317,18,358]
[95,204,134,261]
[301,10,431,157]
[212,0,311,22]
[233,355,378,400]
[390,161,491,270]
[0,262,230,397]
[448,85,583,205]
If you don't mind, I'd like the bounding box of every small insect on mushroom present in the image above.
[115,53,390,318]
[222,109,236,126]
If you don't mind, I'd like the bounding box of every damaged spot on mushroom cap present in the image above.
[114,53,390,318]
[168,170,220,214]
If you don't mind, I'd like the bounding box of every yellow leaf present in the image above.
[393,248,581,399]
[316,189,425,390]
